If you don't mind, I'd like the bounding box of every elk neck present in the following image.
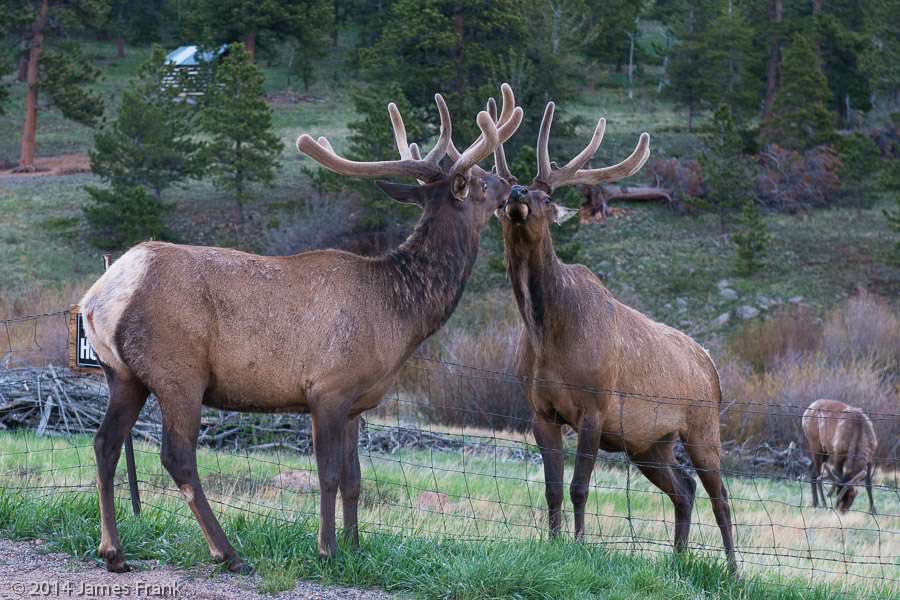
[504,225,566,344]
[379,193,481,341]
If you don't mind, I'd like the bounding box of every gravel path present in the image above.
[0,539,394,600]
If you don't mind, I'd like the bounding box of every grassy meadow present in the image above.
[0,431,895,598]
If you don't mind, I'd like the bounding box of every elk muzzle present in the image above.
[505,185,530,222]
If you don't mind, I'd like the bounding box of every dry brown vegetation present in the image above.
[720,291,899,462]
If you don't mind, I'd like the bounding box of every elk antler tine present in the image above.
[536,102,555,181]
[388,102,412,160]
[486,97,497,120]
[424,93,453,165]
[316,136,335,153]
[487,97,515,182]
[451,111,500,174]
[560,118,606,173]
[498,83,515,125]
[409,143,422,160]
[497,106,523,143]
[568,132,651,186]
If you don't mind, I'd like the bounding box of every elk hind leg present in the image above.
[94,368,148,572]
[157,386,249,574]
[632,439,695,553]
[687,444,738,576]
[865,463,877,515]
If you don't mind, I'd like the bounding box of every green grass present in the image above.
[0,431,895,598]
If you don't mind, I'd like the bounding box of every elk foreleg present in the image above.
[571,413,601,541]
[532,416,564,538]
[810,452,825,508]
[340,416,362,546]
[311,403,347,558]
[94,369,148,573]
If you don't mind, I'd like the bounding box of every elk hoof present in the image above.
[226,557,253,575]
[99,545,130,572]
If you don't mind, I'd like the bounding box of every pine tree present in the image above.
[188,0,332,63]
[104,0,165,58]
[83,183,168,250]
[699,105,754,230]
[3,0,108,170]
[201,43,282,222]
[89,47,207,200]
[732,200,770,275]
[763,32,836,150]
[861,0,900,106]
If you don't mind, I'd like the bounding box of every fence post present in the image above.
[103,254,142,516]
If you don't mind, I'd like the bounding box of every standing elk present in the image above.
[802,399,878,514]
[492,101,738,574]
[80,85,523,573]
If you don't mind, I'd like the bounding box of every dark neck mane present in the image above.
[505,226,565,342]
[378,195,480,341]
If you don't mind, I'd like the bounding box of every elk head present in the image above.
[824,463,866,513]
[296,84,524,229]
[495,100,650,242]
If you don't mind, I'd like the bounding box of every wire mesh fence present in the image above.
[0,311,897,594]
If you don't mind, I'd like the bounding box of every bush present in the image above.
[83,184,169,250]
[754,144,842,211]
[822,291,900,373]
[725,305,821,372]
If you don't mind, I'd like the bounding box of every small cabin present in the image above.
[163,44,228,100]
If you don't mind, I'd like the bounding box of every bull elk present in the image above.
[492,101,737,574]
[802,399,878,514]
[80,85,523,573]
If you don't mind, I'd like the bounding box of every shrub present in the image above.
[754,144,842,211]
[647,158,704,212]
[731,200,769,275]
[822,291,900,373]
[83,184,169,250]
[725,305,821,372]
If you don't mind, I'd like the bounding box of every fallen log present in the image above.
[579,184,673,223]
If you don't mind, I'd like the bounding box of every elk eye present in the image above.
[544,195,551,205]
[481,181,488,192]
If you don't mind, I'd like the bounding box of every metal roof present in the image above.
[165,45,227,67]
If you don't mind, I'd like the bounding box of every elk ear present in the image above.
[551,203,578,225]
[375,180,426,207]
[451,173,469,201]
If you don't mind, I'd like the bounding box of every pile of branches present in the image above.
[0,367,541,462]
[1,368,820,476]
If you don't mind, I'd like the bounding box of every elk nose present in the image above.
[509,185,528,202]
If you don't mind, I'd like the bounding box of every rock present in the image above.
[678,320,691,327]
[717,279,731,289]
[414,491,450,512]
[271,469,318,493]
[789,295,804,304]
[719,287,739,301]
[737,305,760,320]
[676,297,688,308]
[756,295,772,309]
[713,312,731,328]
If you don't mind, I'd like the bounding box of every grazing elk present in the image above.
[493,102,737,574]
[802,399,878,514]
[80,85,523,573]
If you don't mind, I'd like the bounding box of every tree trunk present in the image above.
[763,0,784,122]
[115,36,125,58]
[18,0,50,171]
[811,0,823,64]
[17,50,28,82]
[242,32,257,62]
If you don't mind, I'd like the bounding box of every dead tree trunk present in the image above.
[242,32,257,61]
[580,184,673,222]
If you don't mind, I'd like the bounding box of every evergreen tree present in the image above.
[763,32,835,150]
[89,47,207,200]
[815,0,874,123]
[3,0,108,170]
[662,0,716,129]
[201,43,282,221]
[699,105,754,230]
[732,199,770,275]
[861,0,900,106]
[83,183,168,250]
[188,0,333,63]
[103,0,165,58]
[582,0,644,75]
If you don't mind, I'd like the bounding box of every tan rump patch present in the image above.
[78,245,154,370]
